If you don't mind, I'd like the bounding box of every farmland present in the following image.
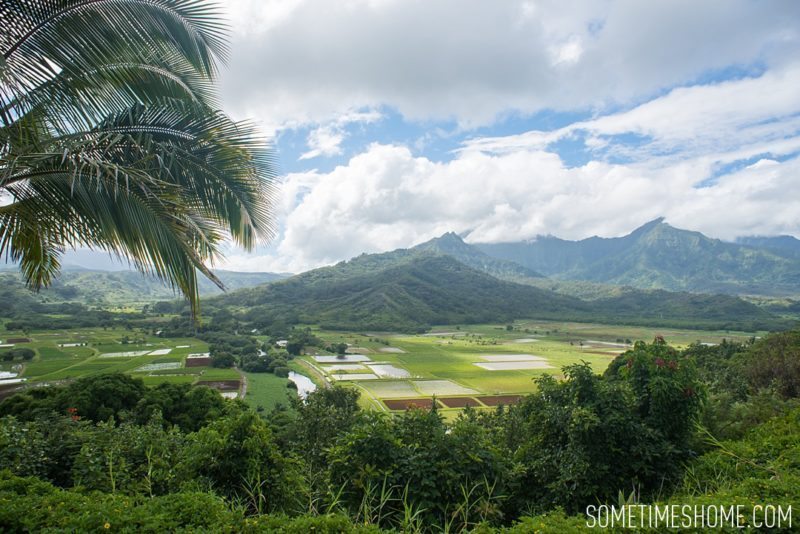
[0,327,240,399]
[300,320,763,414]
[1,320,763,413]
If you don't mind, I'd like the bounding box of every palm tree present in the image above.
[0,0,276,315]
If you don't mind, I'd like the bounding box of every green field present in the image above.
[1,327,242,387]
[2,321,763,415]
[302,320,763,413]
[1,326,299,408]
[241,371,296,412]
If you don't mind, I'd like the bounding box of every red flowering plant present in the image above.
[615,336,704,450]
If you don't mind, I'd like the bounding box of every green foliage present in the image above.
[289,386,362,472]
[211,351,236,368]
[0,470,385,532]
[286,327,322,355]
[0,374,230,431]
[477,218,800,297]
[0,347,34,361]
[182,411,306,513]
[741,329,800,398]
[684,329,800,440]
[612,337,704,448]
[502,511,591,533]
[210,250,786,333]
[327,408,509,529]
[134,383,227,432]
[0,471,246,531]
[511,364,670,513]
[331,342,349,355]
[0,332,798,531]
[0,414,188,494]
[672,409,800,526]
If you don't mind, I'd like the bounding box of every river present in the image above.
[288,371,317,400]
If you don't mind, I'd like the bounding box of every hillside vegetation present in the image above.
[476,219,800,297]
[0,269,285,308]
[213,252,787,332]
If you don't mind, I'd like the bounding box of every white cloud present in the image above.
[220,141,799,273]
[548,35,584,66]
[299,109,382,160]
[299,126,345,159]
[213,1,800,273]
[221,0,800,127]
[462,62,800,174]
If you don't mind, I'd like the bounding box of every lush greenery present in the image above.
[0,230,791,335]
[477,218,800,297]
[1,330,798,531]
[212,251,788,332]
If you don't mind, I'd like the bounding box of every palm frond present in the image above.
[0,0,277,316]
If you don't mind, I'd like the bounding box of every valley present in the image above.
[299,321,761,414]
[2,1,799,530]
[2,320,763,417]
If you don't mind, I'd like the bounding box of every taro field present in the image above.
[302,320,762,415]
[0,327,240,400]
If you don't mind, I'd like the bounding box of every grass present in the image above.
[4,327,211,388]
[242,371,296,412]
[197,368,240,380]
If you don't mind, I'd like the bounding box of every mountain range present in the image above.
[0,269,287,307]
[211,236,787,332]
[4,218,798,331]
[475,219,800,297]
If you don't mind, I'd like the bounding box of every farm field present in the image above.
[2,320,763,414]
[303,320,763,414]
[0,327,239,397]
[242,371,297,412]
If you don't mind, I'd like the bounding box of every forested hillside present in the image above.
[476,219,800,296]
[0,269,285,307]
[217,254,588,332]
[212,251,787,332]
[414,232,544,281]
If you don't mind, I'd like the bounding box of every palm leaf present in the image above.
[0,0,277,316]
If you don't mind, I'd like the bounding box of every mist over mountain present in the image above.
[475,219,800,297]
[0,269,287,307]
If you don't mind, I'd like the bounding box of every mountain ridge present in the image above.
[211,245,786,332]
[475,219,800,296]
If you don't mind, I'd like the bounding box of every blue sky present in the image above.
[60,0,800,273]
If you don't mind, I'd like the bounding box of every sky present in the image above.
[74,1,800,272]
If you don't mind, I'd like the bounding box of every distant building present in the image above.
[276,340,288,348]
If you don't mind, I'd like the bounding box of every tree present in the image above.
[330,343,348,357]
[0,0,276,316]
[210,352,235,368]
[183,411,305,512]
